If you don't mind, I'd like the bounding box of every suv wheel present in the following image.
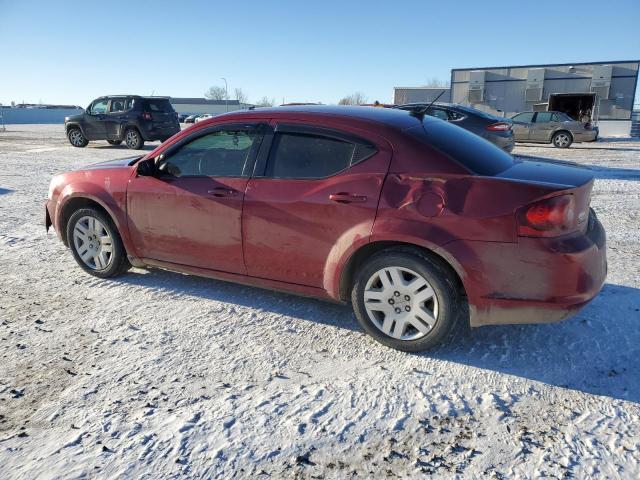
[124,128,144,150]
[107,139,122,146]
[351,249,463,352]
[66,208,131,278]
[552,131,572,148]
[68,127,88,148]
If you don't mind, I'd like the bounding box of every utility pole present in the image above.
[221,77,228,112]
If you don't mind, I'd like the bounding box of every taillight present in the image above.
[486,122,511,131]
[516,195,576,237]
[141,112,152,121]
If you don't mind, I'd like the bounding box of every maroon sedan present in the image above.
[46,106,607,351]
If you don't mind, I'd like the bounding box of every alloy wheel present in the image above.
[72,216,114,270]
[363,266,439,341]
[125,130,139,148]
[554,133,570,147]
[69,130,85,146]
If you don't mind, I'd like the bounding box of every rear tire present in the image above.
[124,128,144,150]
[552,131,573,148]
[107,139,122,145]
[67,127,88,148]
[66,207,131,278]
[351,248,463,352]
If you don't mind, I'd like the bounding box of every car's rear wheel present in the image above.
[552,131,572,148]
[351,249,463,352]
[124,128,144,150]
[67,128,88,148]
[66,207,131,278]
[107,139,122,145]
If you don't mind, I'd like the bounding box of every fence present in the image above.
[0,108,84,124]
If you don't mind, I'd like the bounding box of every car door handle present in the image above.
[329,192,367,204]
[207,187,238,197]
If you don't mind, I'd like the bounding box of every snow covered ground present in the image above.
[1,125,639,479]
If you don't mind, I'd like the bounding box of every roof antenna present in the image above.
[409,89,446,119]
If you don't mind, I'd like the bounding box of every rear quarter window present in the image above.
[413,118,515,176]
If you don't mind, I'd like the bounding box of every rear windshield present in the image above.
[416,118,515,176]
[453,104,505,121]
[143,99,174,112]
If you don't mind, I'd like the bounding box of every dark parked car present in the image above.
[65,95,181,150]
[511,111,598,148]
[177,113,190,123]
[183,115,199,124]
[46,106,606,352]
[396,103,515,153]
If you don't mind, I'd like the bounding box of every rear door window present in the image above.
[534,112,553,123]
[265,130,376,179]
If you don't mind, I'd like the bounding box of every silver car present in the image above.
[511,111,597,148]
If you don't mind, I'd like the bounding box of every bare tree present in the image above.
[204,86,227,100]
[338,92,367,105]
[424,77,450,88]
[234,88,248,104]
[255,96,275,107]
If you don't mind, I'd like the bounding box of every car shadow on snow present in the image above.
[114,269,639,403]
[0,187,13,195]
[427,283,640,404]
[515,154,640,181]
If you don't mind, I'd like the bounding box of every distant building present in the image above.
[392,87,451,105]
[395,60,640,136]
[169,98,252,115]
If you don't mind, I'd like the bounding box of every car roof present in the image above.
[209,105,425,131]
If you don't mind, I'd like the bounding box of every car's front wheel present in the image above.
[66,207,131,278]
[552,131,573,148]
[67,127,88,148]
[124,128,144,150]
[352,249,463,352]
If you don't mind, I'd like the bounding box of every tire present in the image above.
[552,131,573,148]
[67,127,88,148]
[107,139,122,145]
[124,128,144,150]
[351,248,463,352]
[66,207,131,278]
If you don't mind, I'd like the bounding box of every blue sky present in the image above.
[1,0,638,106]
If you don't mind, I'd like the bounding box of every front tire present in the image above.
[124,128,144,150]
[351,249,463,352]
[552,131,573,148]
[67,127,88,148]
[66,208,131,278]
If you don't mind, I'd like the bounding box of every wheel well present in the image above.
[553,129,573,140]
[59,198,112,246]
[338,241,467,302]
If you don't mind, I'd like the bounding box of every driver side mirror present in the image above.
[137,158,158,177]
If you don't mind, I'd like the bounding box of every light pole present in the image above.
[221,77,228,112]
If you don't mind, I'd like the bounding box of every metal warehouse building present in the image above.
[169,98,253,115]
[395,60,639,137]
[451,60,639,136]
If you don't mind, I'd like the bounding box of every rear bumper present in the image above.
[487,133,515,153]
[574,130,598,143]
[139,124,180,141]
[445,211,607,327]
